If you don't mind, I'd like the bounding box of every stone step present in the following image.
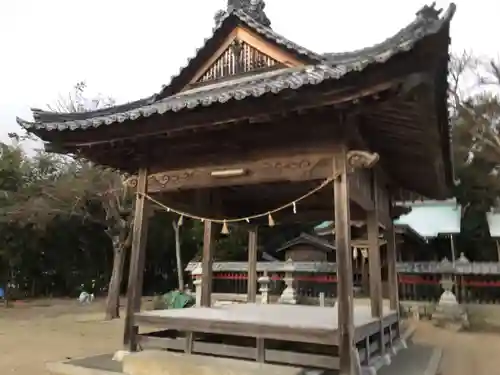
[47,342,440,375]
[378,344,442,375]
[122,350,323,375]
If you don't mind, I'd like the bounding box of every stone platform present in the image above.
[46,340,441,375]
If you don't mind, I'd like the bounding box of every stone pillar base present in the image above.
[278,286,297,304]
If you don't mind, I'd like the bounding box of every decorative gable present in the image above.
[196,39,282,84]
[183,27,307,89]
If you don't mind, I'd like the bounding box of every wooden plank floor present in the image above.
[138,303,394,330]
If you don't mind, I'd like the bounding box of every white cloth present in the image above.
[78,291,94,304]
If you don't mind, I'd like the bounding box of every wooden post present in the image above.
[201,220,215,307]
[333,148,356,375]
[386,222,399,312]
[450,234,456,265]
[172,221,184,291]
[123,168,150,347]
[247,227,258,303]
[319,292,326,307]
[367,173,384,353]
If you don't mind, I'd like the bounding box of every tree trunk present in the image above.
[104,245,126,320]
[31,278,36,298]
[2,279,7,308]
[172,221,184,291]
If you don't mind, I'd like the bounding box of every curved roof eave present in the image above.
[16,3,456,133]
[322,3,456,65]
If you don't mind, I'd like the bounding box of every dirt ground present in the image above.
[1,299,500,375]
[0,298,125,375]
[412,321,500,375]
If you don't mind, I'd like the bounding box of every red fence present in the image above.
[398,274,500,303]
[207,271,500,304]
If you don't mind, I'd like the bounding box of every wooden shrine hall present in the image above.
[17,1,456,374]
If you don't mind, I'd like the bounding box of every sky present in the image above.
[0,0,498,142]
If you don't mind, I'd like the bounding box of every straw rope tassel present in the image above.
[267,213,275,227]
[221,220,230,234]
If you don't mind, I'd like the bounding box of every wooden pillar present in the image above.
[123,168,150,347]
[333,148,356,375]
[367,173,384,353]
[450,234,456,265]
[172,221,184,291]
[200,220,215,307]
[247,227,258,303]
[386,222,399,312]
[361,258,369,296]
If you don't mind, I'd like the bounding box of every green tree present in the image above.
[0,83,131,318]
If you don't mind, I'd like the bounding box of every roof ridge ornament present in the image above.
[214,0,271,29]
[416,2,443,21]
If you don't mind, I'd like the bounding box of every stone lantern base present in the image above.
[432,279,469,330]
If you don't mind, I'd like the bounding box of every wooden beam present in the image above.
[247,227,258,303]
[374,171,392,227]
[348,115,392,185]
[140,152,333,193]
[386,221,399,311]
[367,172,384,354]
[333,146,357,375]
[123,168,150,348]
[101,130,343,174]
[201,220,215,307]
[348,168,374,211]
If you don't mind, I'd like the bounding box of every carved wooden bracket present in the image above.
[346,150,380,170]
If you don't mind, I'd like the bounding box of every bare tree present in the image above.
[450,52,500,164]
[10,82,131,319]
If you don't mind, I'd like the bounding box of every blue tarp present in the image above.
[0,287,4,298]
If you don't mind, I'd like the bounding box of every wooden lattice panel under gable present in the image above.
[196,39,282,83]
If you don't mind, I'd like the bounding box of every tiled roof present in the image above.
[322,3,452,64]
[17,64,373,131]
[17,3,455,133]
[227,9,324,61]
[275,233,336,253]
